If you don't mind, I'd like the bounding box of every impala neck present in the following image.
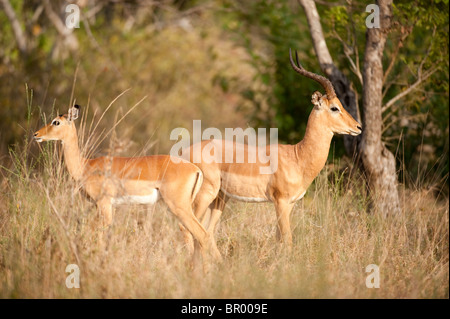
[296,109,334,185]
[61,125,86,181]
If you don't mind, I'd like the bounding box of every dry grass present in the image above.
[0,137,448,299]
[0,1,447,299]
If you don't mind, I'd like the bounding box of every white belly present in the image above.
[112,189,160,205]
[220,171,270,203]
[291,190,306,203]
[221,188,268,203]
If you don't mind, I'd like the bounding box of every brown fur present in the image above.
[181,92,362,253]
[34,107,220,271]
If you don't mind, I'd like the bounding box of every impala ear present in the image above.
[68,104,80,121]
[311,91,326,109]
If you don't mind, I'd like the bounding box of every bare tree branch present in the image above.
[29,4,44,26]
[348,1,362,86]
[0,0,28,55]
[383,26,412,84]
[43,0,72,36]
[418,26,436,79]
[85,2,105,20]
[331,29,363,85]
[43,0,79,54]
[313,0,347,7]
[382,66,440,112]
[382,113,424,135]
[382,26,438,112]
[297,0,334,74]
[298,0,361,155]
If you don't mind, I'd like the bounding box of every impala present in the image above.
[181,49,362,253]
[34,104,220,268]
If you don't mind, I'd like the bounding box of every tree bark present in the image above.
[1,0,28,55]
[42,0,79,59]
[360,0,400,215]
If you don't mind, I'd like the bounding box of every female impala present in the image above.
[181,49,362,253]
[34,104,220,268]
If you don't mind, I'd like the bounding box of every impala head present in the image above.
[34,105,80,143]
[289,49,362,136]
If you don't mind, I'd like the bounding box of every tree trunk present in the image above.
[299,0,401,214]
[361,0,400,215]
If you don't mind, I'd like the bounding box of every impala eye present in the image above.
[331,106,339,112]
[52,120,60,126]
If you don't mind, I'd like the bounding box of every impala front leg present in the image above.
[274,199,295,250]
[97,197,113,229]
[93,197,113,246]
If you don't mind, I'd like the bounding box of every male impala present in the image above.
[181,49,362,252]
[34,104,220,268]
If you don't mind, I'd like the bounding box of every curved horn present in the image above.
[289,48,336,99]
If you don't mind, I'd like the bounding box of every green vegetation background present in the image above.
[0,0,448,192]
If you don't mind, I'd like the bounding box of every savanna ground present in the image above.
[0,123,447,298]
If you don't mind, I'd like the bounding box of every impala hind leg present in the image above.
[203,192,228,261]
[180,192,227,263]
[274,199,295,250]
[174,207,215,272]
[179,207,211,254]
[180,181,220,255]
[163,194,217,272]
[191,191,224,262]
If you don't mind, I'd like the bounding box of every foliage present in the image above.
[0,0,447,188]
[218,0,449,190]
[0,0,250,158]
[219,0,321,143]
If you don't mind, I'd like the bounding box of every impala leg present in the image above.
[96,197,113,245]
[180,181,219,255]
[193,192,224,262]
[206,192,227,232]
[204,192,228,261]
[274,199,295,250]
[179,223,195,255]
[175,208,215,273]
[193,183,220,224]
[179,206,212,254]
[97,197,113,228]
[179,195,225,262]
[199,207,212,229]
[163,191,216,273]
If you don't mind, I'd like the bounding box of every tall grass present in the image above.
[0,106,448,299]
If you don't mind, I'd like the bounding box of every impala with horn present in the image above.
[34,104,221,269]
[181,49,362,254]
